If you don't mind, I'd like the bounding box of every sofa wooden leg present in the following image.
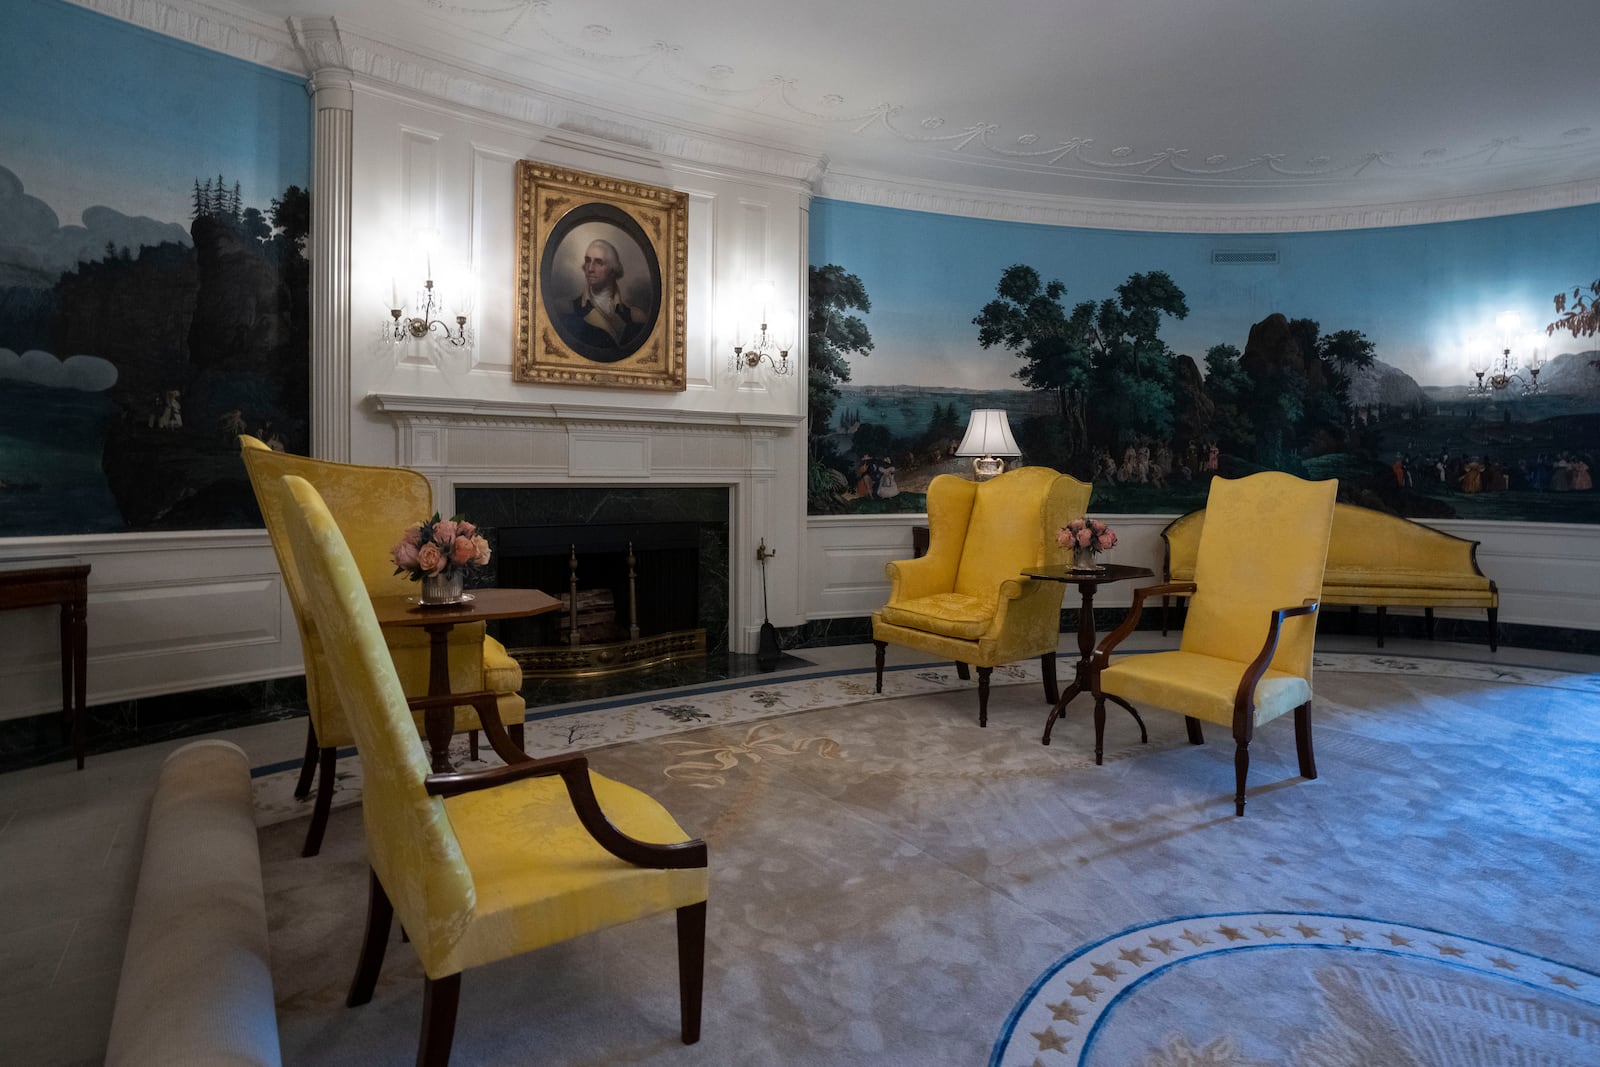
[1488,606,1499,652]
[1040,653,1059,705]
[873,641,886,693]
[293,721,318,800]
[347,868,394,1008]
[301,746,337,858]
[1294,702,1317,780]
[1185,716,1204,745]
[468,731,479,761]
[508,722,524,751]
[976,667,992,727]
[954,662,971,681]
[1375,605,1386,648]
[677,901,706,1044]
[1234,742,1250,817]
[1424,607,1436,640]
[417,973,461,1067]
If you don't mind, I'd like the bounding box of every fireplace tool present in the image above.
[756,538,781,670]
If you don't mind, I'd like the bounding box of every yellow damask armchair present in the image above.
[272,472,707,1067]
[1089,472,1338,815]
[872,466,1090,726]
[240,436,526,856]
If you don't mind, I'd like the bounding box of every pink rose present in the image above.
[472,535,491,565]
[401,524,423,546]
[1097,530,1117,550]
[1056,529,1074,548]
[1076,527,1092,548]
[416,542,445,575]
[456,520,476,539]
[451,536,476,565]
[391,540,420,570]
[432,519,458,545]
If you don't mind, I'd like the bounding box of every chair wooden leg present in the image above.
[873,641,886,693]
[677,901,706,1045]
[1234,742,1250,816]
[1375,605,1387,648]
[1185,716,1204,745]
[1040,653,1059,705]
[293,720,319,800]
[1488,606,1499,652]
[301,746,337,858]
[1092,696,1106,764]
[1424,606,1436,640]
[469,731,479,761]
[976,667,992,727]
[347,867,394,1008]
[954,662,971,681]
[1294,702,1317,780]
[417,973,461,1067]
[508,722,524,752]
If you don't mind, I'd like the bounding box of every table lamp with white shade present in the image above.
[954,409,1021,480]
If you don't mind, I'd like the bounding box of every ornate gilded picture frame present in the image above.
[513,162,687,390]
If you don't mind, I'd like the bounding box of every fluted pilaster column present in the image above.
[309,71,353,460]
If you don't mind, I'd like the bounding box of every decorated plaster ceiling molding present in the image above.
[819,166,1600,234]
[68,0,303,72]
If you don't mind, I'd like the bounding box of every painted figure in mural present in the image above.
[1460,458,1485,494]
[1573,457,1593,491]
[561,239,647,351]
[877,458,900,499]
[855,454,880,498]
[1551,455,1572,492]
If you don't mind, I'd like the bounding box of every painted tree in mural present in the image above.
[807,264,874,512]
[1548,277,1600,370]
[973,265,1100,459]
[1086,271,1188,448]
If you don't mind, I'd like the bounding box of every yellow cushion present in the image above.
[441,771,707,975]
[1100,650,1311,728]
[878,593,995,640]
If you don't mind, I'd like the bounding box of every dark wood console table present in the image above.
[0,558,90,769]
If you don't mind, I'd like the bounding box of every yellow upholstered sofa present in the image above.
[1161,501,1499,650]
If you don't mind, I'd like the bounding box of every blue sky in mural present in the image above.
[810,198,1600,390]
[2,0,309,229]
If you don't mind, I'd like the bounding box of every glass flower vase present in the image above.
[1070,546,1104,573]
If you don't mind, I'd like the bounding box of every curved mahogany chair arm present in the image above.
[1230,598,1321,723]
[425,754,707,870]
[1091,581,1197,668]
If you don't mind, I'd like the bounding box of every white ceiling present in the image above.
[245,0,1600,215]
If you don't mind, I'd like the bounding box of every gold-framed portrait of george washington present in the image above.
[513,162,687,390]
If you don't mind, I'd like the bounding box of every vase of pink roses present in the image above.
[391,513,491,604]
[1058,516,1116,572]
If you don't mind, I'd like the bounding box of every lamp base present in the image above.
[971,455,1005,481]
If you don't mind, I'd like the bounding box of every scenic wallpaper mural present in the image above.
[807,198,1600,523]
[0,0,311,535]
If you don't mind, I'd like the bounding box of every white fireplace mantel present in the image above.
[366,391,808,654]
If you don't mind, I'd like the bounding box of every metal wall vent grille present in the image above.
[1211,250,1280,265]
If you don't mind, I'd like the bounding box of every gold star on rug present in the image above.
[1253,924,1284,938]
[1337,925,1365,942]
[1031,1026,1070,1053]
[1383,931,1413,947]
[1091,960,1123,981]
[1147,936,1178,955]
[1550,973,1580,990]
[1293,921,1322,939]
[1433,942,1467,958]
[1047,1000,1084,1024]
[1118,946,1150,967]
[1216,924,1249,942]
[1180,927,1214,947]
[1068,978,1103,1002]
[1488,956,1519,970]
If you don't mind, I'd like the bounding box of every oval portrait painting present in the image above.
[539,203,663,364]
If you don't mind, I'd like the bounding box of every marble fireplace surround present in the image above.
[367,394,803,657]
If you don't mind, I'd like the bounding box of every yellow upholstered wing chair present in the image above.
[240,436,526,856]
[272,472,708,1067]
[872,466,1091,726]
[1089,472,1338,815]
